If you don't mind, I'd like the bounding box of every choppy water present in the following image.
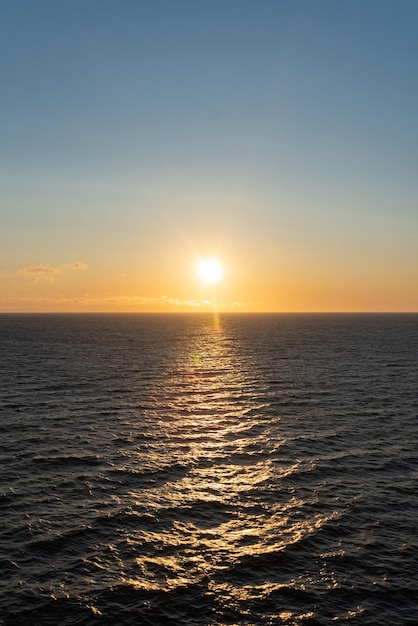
[1,313,418,625]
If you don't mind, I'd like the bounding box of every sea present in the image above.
[1,313,417,626]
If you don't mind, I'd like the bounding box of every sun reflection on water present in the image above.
[111,313,344,616]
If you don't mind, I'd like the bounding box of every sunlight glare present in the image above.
[196,258,224,284]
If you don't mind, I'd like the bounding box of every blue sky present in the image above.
[1,0,418,311]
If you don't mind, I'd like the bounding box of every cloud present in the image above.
[18,265,60,281]
[0,293,263,312]
[62,262,88,271]
[87,295,253,309]
[17,262,88,283]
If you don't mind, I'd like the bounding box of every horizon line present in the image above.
[1,311,417,315]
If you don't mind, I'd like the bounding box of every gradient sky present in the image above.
[1,0,418,312]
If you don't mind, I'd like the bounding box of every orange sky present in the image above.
[1,3,418,312]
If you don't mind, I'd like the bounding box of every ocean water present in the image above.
[1,313,417,626]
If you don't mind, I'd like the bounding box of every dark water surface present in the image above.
[1,313,417,625]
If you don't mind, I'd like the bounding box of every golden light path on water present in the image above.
[103,312,347,622]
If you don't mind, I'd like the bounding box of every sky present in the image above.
[1,0,418,312]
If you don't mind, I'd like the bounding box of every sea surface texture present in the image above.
[1,313,417,625]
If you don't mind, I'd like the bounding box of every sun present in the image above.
[196,258,224,284]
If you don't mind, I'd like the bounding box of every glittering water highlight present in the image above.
[1,313,417,625]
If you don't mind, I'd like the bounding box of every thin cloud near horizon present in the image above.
[16,262,88,283]
[0,293,258,311]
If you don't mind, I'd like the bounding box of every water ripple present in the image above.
[1,313,418,624]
